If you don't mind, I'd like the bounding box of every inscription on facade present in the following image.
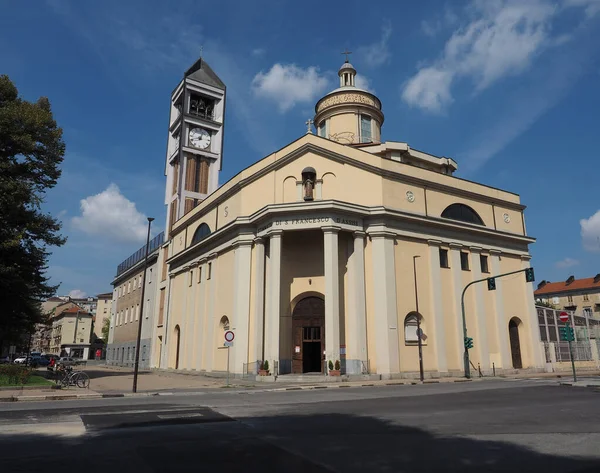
[258,215,361,233]
[317,93,379,113]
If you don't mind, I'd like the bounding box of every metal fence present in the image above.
[243,360,260,378]
[549,341,593,362]
[537,306,600,343]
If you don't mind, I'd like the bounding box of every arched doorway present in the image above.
[174,325,181,370]
[509,318,523,369]
[292,296,325,374]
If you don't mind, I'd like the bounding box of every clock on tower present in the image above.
[164,56,226,233]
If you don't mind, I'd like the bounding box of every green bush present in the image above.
[0,365,33,385]
[334,360,340,371]
[328,360,334,371]
[262,360,269,372]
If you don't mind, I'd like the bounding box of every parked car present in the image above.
[0,355,11,364]
[57,357,75,366]
[30,356,50,367]
[13,356,29,364]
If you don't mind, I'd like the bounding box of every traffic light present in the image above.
[464,337,474,349]
[559,326,575,342]
[487,277,496,291]
[525,267,535,283]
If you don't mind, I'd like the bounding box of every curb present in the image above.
[559,382,600,388]
[1,376,530,402]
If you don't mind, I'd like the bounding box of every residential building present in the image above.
[49,305,93,359]
[95,293,113,340]
[150,57,544,378]
[106,232,163,368]
[535,275,600,317]
[69,296,98,317]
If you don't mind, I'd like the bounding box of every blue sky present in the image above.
[2,0,600,297]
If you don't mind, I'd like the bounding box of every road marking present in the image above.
[82,407,202,416]
[157,413,204,419]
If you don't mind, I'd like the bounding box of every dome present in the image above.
[302,166,316,175]
[338,61,356,75]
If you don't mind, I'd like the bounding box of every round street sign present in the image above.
[224,330,235,342]
[559,312,570,323]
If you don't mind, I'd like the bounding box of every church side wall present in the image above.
[393,239,437,373]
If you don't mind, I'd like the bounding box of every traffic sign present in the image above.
[559,311,570,323]
[224,330,235,342]
[224,341,233,347]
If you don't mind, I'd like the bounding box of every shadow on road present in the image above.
[0,410,598,472]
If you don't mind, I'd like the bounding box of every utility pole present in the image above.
[413,255,424,382]
[461,267,535,379]
[133,217,154,393]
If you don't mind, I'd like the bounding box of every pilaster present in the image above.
[232,238,253,375]
[345,231,368,374]
[449,243,465,368]
[323,226,341,368]
[469,246,489,370]
[253,237,266,363]
[427,240,447,373]
[490,250,511,368]
[521,255,545,367]
[264,230,282,372]
[370,231,400,376]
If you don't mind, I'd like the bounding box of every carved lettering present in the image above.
[317,93,379,113]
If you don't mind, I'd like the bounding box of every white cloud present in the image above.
[402,67,454,113]
[581,210,600,252]
[69,289,87,299]
[421,6,459,37]
[403,0,557,112]
[71,183,149,243]
[357,21,392,68]
[355,74,375,93]
[251,64,329,112]
[555,257,580,268]
[564,0,600,18]
[252,48,266,57]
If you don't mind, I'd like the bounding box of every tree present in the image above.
[101,317,110,342]
[0,75,66,350]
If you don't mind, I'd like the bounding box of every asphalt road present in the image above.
[0,379,599,473]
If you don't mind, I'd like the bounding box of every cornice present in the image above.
[170,140,526,236]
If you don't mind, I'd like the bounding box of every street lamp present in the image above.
[133,217,154,393]
[412,255,425,382]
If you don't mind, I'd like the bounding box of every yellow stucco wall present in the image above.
[156,133,539,376]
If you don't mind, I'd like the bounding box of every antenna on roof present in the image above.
[200,45,203,59]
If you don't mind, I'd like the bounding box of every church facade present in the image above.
[150,57,545,378]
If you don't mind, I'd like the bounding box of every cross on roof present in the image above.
[341,49,352,62]
[305,118,314,134]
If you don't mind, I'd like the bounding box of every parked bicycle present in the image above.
[51,365,90,389]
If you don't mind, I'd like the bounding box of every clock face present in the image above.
[189,128,211,149]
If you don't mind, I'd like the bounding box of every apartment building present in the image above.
[106,232,163,368]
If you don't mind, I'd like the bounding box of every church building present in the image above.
[150,55,545,378]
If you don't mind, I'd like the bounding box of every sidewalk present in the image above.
[2,365,590,403]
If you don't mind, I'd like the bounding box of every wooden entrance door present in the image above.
[509,319,523,369]
[292,297,325,374]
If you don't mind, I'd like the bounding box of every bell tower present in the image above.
[313,52,384,145]
[164,56,226,235]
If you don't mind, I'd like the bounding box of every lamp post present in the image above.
[133,217,154,393]
[412,255,424,382]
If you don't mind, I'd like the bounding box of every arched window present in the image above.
[220,316,230,331]
[191,223,211,245]
[441,204,484,226]
[404,312,424,344]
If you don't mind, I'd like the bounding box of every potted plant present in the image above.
[328,360,341,376]
[259,360,270,376]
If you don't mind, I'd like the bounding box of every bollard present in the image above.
[492,362,496,377]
